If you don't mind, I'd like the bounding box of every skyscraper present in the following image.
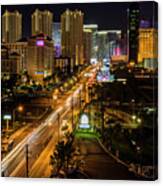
[138,28,158,69]
[61,9,84,69]
[83,24,98,60]
[128,2,140,64]
[2,10,22,43]
[31,9,53,38]
[107,30,121,57]
[83,29,92,65]
[96,31,109,60]
[27,33,54,83]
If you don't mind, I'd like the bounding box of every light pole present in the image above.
[131,99,135,116]
[52,88,59,109]
[57,113,60,143]
[79,89,82,112]
[6,119,9,131]
[71,97,74,129]
[13,105,24,127]
[25,144,29,177]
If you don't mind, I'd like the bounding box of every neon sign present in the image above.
[36,40,44,47]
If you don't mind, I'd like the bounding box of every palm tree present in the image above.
[50,133,79,178]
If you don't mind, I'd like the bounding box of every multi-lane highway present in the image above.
[2,85,82,177]
[1,65,97,177]
[29,109,74,178]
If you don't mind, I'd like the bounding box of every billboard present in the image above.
[79,113,90,129]
[36,40,44,47]
[3,115,12,120]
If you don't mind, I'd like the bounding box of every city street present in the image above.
[1,1,158,180]
[1,64,97,177]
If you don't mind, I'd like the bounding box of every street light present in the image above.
[13,105,24,126]
[132,115,142,126]
[57,113,60,143]
[131,99,135,116]
[137,118,142,124]
[53,95,58,100]
[18,105,24,112]
[132,115,136,120]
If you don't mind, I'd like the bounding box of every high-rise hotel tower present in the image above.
[31,9,53,38]
[2,10,22,43]
[61,9,84,69]
[128,2,140,64]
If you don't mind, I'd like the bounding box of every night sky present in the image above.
[1,1,158,38]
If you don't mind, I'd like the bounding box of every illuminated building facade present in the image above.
[108,30,122,57]
[2,10,22,43]
[54,56,71,74]
[83,24,98,60]
[96,31,109,60]
[138,28,158,69]
[61,9,84,69]
[1,46,21,76]
[83,29,92,65]
[31,9,53,38]
[2,38,28,71]
[27,33,54,83]
[119,33,128,56]
[96,30,122,60]
[128,2,140,64]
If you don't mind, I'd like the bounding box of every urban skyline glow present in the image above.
[1,1,157,38]
[1,1,158,180]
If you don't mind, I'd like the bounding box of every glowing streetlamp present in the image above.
[18,105,24,112]
[137,118,142,124]
[132,114,142,127]
[13,105,24,126]
[64,82,68,87]
[53,95,58,100]
[131,99,135,116]
[132,115,136,120]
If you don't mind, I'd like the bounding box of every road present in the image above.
[1,64,97,177]
[1,124,37,159]
[74,137,138,180]
[2,85,81,177]
[29,109,73,178]
[8,124,36,147]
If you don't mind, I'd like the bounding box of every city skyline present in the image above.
[1,1,158,180]
[1,1,157,38]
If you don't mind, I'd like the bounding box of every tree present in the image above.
[50,133,83,178]
[50,140,66,176]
